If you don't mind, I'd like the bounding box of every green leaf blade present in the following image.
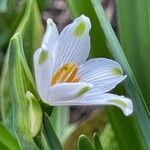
[0,123,21,150]
[8,33,38,149]
[78,135,95,150]
[43,113,63,150]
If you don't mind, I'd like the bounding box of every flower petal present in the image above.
[51,93,133,116]
[53,15,91,72]
[34,19,59,100]
[47,82,93,102]
[79,58,126,94]
[41,18,59,54]
[34,48,53,100]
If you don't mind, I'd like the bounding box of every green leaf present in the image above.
[100,124,119,150]
[40,131,52,150]
[0,0,7,12]
[36,0,52,11]
[116,0,150,110]
[93,133,102,150]
[0,0,26,51]
[43,113,63,150]
[0,123,20,150]
[0,0,44,130]
[67,0,150,149]
[8,33,38,149]
[0,51,12,128]
[50,106,70,140]
[78,135,95,150]
[16,0,44,68]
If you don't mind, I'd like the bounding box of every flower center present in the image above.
[51,63,80,85]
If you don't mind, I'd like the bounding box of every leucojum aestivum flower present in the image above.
[34,15,133,116]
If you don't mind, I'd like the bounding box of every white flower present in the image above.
[34,15,133,116]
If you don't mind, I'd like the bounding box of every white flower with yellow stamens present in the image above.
[34,15,133,116]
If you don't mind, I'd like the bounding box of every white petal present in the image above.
[79,58,126,94]
[51,93,133,116]
[34,19,59,100]
[41,18,59,54]
[53,15,91,72]
[34,48,53,100]
[48,82,93,102]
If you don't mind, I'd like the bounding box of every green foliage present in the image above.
[50,106,70,140]
[100,124,119,150]
[78,135,95,150]
[0,0,150,149]
[0,0,43,132]
[0,0,8,12]
[116,0,150,110]
[16,0,44,68]
[43,113,63,150]
[93,133,103,150]
[0,123,20,150]
[0,0,26,51]
[8,33,38,149]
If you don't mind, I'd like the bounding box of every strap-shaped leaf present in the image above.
[78,135,95,150]
[50,106,69,140]
[66,0,150,149]
[100,124,119,150]
[0,0,26,51]
[116,0,150,110]
[0,123,20,150]
[16,0,44,68]
[93,133,102,150]
[0,0,43,131]
[43,113,63,150]
[8,33,38,149]
[0,0,7,12]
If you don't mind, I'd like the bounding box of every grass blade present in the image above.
[0,123,20,150]
[43,113,63,150]
[116,0,150,110]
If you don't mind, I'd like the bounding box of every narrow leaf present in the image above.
[93,133,102,150]
[0,0,7,12]
[78,135,94,150]
[100,124,119,150]
[8,33,38,149]
[50,106,69,140]
[0,123,20,150]
[16,0,44,68]
[43,113,63,150]
[0,0,26,51]
[116,0,150,110]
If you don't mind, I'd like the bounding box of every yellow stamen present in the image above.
[66,67,79,82]
[51,64,68,85]
[51,63,80,85]
[60,63,76,82]
[72,76,80,82]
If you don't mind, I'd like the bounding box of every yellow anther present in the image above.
[51,63,80,85]
[51,64,68,85]
[60,63,76,82]
[72,76,80,83]
[66,67,79,82]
